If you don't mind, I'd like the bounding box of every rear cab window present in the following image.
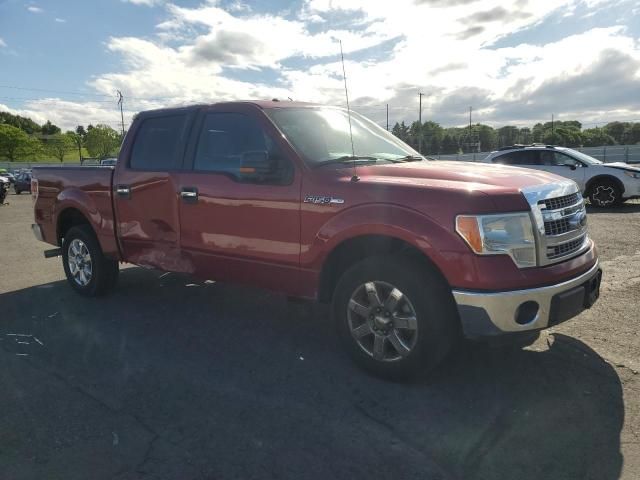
[129,114,190,170]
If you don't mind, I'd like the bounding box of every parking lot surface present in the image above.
[1,193,639,480]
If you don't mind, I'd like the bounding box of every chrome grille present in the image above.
[547,235,587,259]
[544,218,571,236]
[521,183,590,267]
[540,192,581,211]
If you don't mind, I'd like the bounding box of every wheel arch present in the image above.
[317,233,451,304]
[584,174,625,196]
[56,207,92,246]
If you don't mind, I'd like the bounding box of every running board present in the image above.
[44,248,62,258]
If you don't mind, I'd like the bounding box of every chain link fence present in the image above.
[431,145,640,163]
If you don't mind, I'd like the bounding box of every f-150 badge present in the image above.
[304,195,345,205]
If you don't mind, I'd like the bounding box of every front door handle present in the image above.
[180,187,198,203]
[116,185,130,199]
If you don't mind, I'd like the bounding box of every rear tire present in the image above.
[14,187,20,195]
[333,255,459,380]
[588,179,622,208]
[62,225,119,296]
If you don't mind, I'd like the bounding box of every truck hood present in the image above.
[360,160,572,194]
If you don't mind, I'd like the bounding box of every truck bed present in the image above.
[33,166,119,256]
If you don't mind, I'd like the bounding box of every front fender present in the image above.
[302,203,471,284]
[55,187,119,257]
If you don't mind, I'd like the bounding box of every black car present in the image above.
[14,172,32,195]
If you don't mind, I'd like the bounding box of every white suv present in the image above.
[483,145,640,207]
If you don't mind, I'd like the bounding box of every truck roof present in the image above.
[138,100,325,117]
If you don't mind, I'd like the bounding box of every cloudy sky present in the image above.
[0,0,639,131]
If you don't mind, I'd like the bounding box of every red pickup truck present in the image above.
[32,101,601,378]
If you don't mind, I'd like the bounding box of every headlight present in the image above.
[456,213,536,268]
[623,170,640,179]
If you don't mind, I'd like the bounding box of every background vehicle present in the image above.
[0,175,9,204]
[0,169,15,185]
[31,102,601,378]
[483,145,640,207]
[13,171,32,195]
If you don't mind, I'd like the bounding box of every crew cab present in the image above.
[32,101,602,378]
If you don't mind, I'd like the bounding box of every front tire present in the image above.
[14,187,21,195]
[62,225,119,296]
[588,180,622,208]
[333,256,459,380]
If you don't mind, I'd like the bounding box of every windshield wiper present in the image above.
[315,155,381,167]
[394,155,424,162]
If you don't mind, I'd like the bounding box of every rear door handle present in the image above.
[116,185,130,198]
[180,187,198,203]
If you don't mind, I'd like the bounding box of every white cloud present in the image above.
[0,38,6,48]
[0,99,134,132]
[27,6,43,13]
[122,0,164,6]
[11,0,640,129]
[55,18,66,23]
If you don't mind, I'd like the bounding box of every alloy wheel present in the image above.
[67,239,93,286]
[347,281,419,362]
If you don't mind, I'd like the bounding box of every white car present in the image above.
[483,145,640,207]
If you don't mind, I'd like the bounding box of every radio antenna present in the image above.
[339,39,359,182]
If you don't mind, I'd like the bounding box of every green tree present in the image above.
[421,121,443,155]
[0,111,42,134]
[477,124,497,151]
[626,123,640,145]
[0,124,40,161]
[603,122,628,144]
[497,126,519,147]
[85,124,121,159]
[46,133,75,162]
[41,120,61,135]
[391,121,410,143]
[517,127,532,145]
[582,128,615,147]
[66,130,84,161]
[441,134,458,154]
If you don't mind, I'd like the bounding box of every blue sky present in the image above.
[0,0,639,130]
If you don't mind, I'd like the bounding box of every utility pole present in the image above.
[418,92,424,153]
[386,103,389,131]
[469,106,472,152]
[116,90,125,137]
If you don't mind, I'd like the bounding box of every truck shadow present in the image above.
[0,267,624,480]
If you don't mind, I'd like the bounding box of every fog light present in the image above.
[515,301,539,325]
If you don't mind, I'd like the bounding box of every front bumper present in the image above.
[453,261,602,339]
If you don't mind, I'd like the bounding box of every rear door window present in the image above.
[494,150,541,165]
[129,114,189,170]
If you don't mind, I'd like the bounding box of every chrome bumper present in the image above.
[31,223,44,242]
[453,260,601,339]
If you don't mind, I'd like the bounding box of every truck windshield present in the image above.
[266,107,424,166]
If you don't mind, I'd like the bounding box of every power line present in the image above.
[0,84,174,102]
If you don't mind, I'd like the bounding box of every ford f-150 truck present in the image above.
[32,101,601,378]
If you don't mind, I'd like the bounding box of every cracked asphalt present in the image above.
[1,193,638,480]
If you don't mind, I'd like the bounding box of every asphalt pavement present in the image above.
[1,193,638,480]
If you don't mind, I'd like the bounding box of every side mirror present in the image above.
[240,150,272,175]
